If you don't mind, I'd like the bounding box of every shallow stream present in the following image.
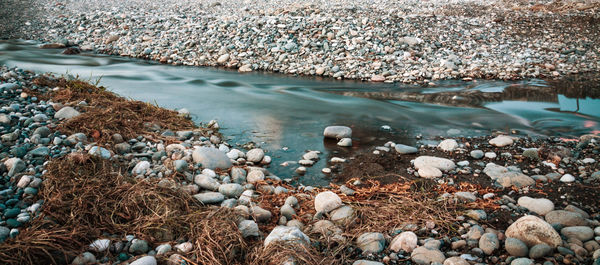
[1,40,598,185]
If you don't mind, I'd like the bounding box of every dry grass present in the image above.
[34,76,209,144]
[0,154,247,265]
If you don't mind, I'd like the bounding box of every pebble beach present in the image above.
[2,0,600,84]
[1,0,600,265]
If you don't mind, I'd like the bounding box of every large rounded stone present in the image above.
[545,210,587,227]
[218,183,244,198]
[438,139,458,151]
[443,257,469,265]
[264,226,310,247]
[505,215,562,248]
[418,165,442,178]
[54,106,81,120]
[193,192,224,204]
[356,232,385,253]
[411,246,445,265]
[517,196,554,215]
[505,237,529,257]
[194,174,220,191]
[192,147,232,169]
[314,191,342,213]
[246,148,265,163]
[329,205,355,225]
[323,126,352,139]
[414,156,456,171]
[479,232,499,255]
[529,244,552,259]
[238,220,260,238]
[561,226,594,241]
[390,231,418,252]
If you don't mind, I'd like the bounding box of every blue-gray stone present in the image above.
[89,146,111,159]
[24,187,38,195]
[0,226,9,242]
[394,144,418,154]
[33,126,51,137]
[128,239,149,254]
[218,183,244,198]
[0,83,19,91]
[5,219,21,228]
[29,147,50,156]
[3,208,20,218]
[193,192,225,204]
[173,160,188,172]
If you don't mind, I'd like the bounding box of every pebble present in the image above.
[560,174,576,183]
[395,144,418,154]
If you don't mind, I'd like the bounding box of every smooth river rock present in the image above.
[489,135,514,147]
[517,196,554,215]
[414,156,456,171]
[390,231,418,252]
[545,210,587,226]
[264,226,310,247]
[314,191,342,213]
[323,126,352,139]
[192,147,232,169]
[505,215,562,248]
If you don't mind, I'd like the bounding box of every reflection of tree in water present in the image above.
[330,75,600,109]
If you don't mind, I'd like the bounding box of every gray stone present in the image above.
[510,258,533,265]
[353,261,384,265]
[561,226,594,241]
[54,106,81,119]
[529,244,552,259]
[455,192,476,202]
[129,239,149,254]
[470,150,484,159]
[484,163,534,188]
[173,160,188,172]
[411,246,445,265]
[438,139,458,151]
[479,233,499,255]
[230,167,247,184]
[218,183,244,198]
[418,165,442,178]
[88,146,111,159]
[545,210,587,226]
[505,237,529,257]
[251,206,272,223]
[337,138,352,147]
[193,192,225,204]
[329,205,355,225]
[280,204,296,220]
[192,147,232,169]
[238,220,260,238]
[395,144,418,154]
[194,174,220,191]
[356,232,385,253]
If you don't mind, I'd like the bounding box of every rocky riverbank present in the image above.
[0,66,599,265]
[1,0,599,84]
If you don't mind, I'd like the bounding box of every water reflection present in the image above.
[1,40,599,186]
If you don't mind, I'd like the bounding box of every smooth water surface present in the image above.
[1,40,599,185]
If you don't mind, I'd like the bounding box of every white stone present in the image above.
[247,170,265,183]
[264,226,310,247]
[246,148,265,163]
[323,126,352,139]
[89,239,110,252]
[438,139,458,151]
[314,191,342,213]
[418,166,442,178]
[132,161,150,175]
[489,135,514,147]
[560,174,575,183]
[337,138,352,146]
[517,196,554,215]
[390,231,418,252]
[414,156,456,171]
[192,147,232,169]
[175,242,192,253]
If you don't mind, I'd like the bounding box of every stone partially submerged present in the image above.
[323,126,352,139]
